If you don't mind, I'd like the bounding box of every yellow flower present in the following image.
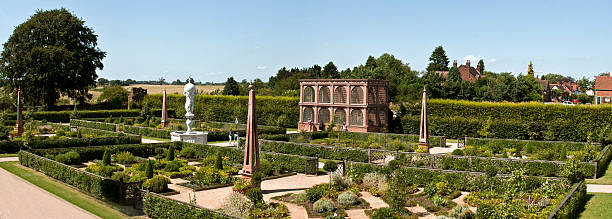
[223,156,229,161]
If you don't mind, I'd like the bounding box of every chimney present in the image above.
[453,60,457,68]
[466,60,471,69]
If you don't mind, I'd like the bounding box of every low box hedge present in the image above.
[123,125,172,139]
[19,151,121,200]
[31,142,177,163]
[4,109,141,123]
[70,119,116,131]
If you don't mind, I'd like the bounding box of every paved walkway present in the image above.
[141,138,166,144]
[0,157,18,162]
[168,173,329,210]
[587,184,612,193]
[0,165,99,219]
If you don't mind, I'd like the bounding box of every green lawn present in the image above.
[586,161,612,185]
[579,193,612,218]
[141,136,170,142]
[286,128,298,132]
[0,162,135,219]
[0,153,17,158]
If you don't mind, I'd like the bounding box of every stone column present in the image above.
[418,87,430,153]
[161,89,168,128]
[241,84,260,181]
[15,88,23,136]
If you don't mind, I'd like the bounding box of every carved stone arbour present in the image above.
[298,79,389,133]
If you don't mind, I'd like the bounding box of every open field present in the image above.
[71,84,224,104]
[579,193,612,218]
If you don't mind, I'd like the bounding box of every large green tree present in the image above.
[222,77,240,96]
[0,8,105,109]
[97,85,128,109]
[426,46,450,72]
[478,59,485,73]
[322,61,339,78]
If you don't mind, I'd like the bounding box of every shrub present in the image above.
[306,186,324,203]
[451,149,464,156]
[431,195,448,207]
[54,151,80,165]
[435,181,452,196]
[179,147,197,159]
[144,175,170,193]
[85,163,122,177]
[331,175,353,189]
[164,160,182,172]
[114,151,135,164]
[111,171,130,182]
[167,145,175,161]
[215,153,223,170]
[337,191,358,206]
[370,207,403,219]
[145,160,154,179]
[323,160,338,173]
[219,192,253,218]
[363,172,388,194]
[292,193,309,202]
[447,205,475,219]
[102,150,111,166]
[246,187,264,204]
[313,198,334,213]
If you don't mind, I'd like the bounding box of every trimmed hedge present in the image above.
[143,192,237,219]
[142,94,299,127]
[465,137,596,152]
[258,139,369,163]
[26,135,142,150]
[180,142,318,175]
[19,151,120,200]
[70,119,116,131]
[550,180,587,219]
[4,109,140,123]
[0,141,22,153]
[31,143,177,163]
[255,139,598,178]
[123,125,172,139]
[402,99,612,142]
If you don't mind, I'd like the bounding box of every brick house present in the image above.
[594,73,612,104]
[538,79,551,102]
[435,60,483,82]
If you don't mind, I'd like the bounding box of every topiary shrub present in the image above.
[313,198,334,213]
[246,187,263,205]
[166,145,175,161]
[179,147,197,159]
[337,191,358,206]
[102,150,111,166]
[164,160,182,172]
[215,153,223,170]
[144,175,170,193]
[115,151,135,164]
[145,160,154,179]
[111,171,130,182]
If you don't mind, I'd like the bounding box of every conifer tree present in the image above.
[426,46,450,72]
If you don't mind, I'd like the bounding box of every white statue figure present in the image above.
[183,77,197,132]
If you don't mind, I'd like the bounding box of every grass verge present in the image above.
[586,160,612,185]
[141,136,170,142]
[0,161,132,219]
[579,193,612,218]
[0,153,18,158]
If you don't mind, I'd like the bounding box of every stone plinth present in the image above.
[171,131,207,144]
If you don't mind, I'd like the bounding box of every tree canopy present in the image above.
[527,61,535,77]
[0,8,105,108]
[222,77,240,96]
[426,46,450,72]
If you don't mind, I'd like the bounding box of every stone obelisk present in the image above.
[15,88,23,136]
[240,83,260,180]
[161,89,168,128]
[418,86,429,153]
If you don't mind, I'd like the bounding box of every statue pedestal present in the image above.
[171,131,208,144]
[418,143,430,153]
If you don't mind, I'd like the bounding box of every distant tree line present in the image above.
[96,78,222,86]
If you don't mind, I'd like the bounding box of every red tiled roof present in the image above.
[435,65,482,82]
[595,76,612,90]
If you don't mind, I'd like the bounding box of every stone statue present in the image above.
[183,77,197,131]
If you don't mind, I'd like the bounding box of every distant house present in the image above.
[538,79,551,102]
[548,81,582,101]
[594,73,612,104]
[435,60,483,82]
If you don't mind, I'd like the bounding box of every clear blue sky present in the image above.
[1,0,611,83]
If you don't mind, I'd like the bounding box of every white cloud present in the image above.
[488,58,497,63]
[463,55,480,62]
[206,72,222,76]
[256,66,267,70]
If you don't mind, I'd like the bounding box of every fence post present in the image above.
[468,157,472,171]
[368,149,371,163]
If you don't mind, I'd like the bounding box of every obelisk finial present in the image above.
[418,86,429,153]
[241,82,260,182]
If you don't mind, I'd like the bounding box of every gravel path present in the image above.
[141,138,166,144]
[0,167,99,219]
[587,184,612,193]
[0,157,18,162]
[168,173,329,210]
[269,200,308,219]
